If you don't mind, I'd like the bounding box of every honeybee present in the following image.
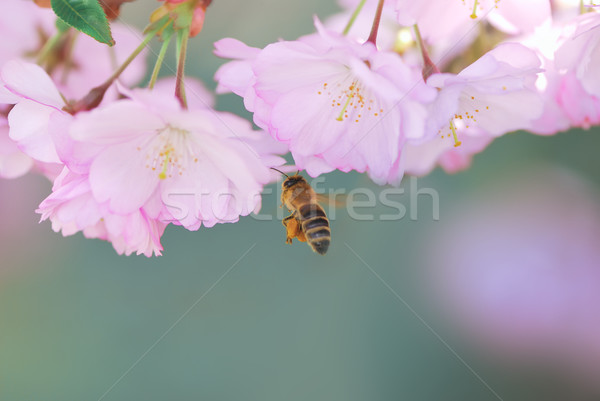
[272,168,331,255]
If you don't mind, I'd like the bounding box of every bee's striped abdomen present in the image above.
[298,203,331,255]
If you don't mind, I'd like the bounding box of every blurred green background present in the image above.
[1,1,600,400]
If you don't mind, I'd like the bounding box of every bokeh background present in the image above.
[1,1,600,400]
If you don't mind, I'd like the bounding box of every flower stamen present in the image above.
[159,149,171,180]
[449,119,462,147]
[337,94,353,121]
[470,0,479,18]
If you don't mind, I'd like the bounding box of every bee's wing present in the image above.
[315,193,347,209]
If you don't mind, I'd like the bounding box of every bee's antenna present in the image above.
[270,167,289,178]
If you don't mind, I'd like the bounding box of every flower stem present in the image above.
[59,32,79,85]
[366,0,385,45]
[69,21,169,112]
[175,27,190,109]
[343,0,367,35]
[105,29,157,86]
[148,29,173,89]
[413,24,440,81]
[36,27,68,66]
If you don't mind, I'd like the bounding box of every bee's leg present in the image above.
[282,213,295,226]
[282,213,306,244]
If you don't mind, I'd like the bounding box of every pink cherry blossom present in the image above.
[215,19,437,185]
[64,84,286,231]
[400,43,543,175]
[427,43,543,139]
[37,168,166,257]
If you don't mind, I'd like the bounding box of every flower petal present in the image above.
[1,60,64,108]
[8,100,61,163]
[89,139,160,214]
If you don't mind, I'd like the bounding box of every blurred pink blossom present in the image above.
[396,0,551,44]
[425,167,600,389]
[0,0,145,99]
[326,0,400,50]
[555,12,600,98]
[0,0,54,62]
[0,115,33,178]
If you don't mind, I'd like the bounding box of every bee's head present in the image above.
[271,167,305,189]
[282,174,306,189]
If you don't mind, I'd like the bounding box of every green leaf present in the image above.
[51,0,114,46]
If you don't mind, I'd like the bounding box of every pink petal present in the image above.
[488,0,551,34]
[0,84,20,103]
[0,123,33,178]
[1,60,64,108]
[89,139,160,214]
[8,100,61,163]
[69,100,163,144]
[214,38,261,59]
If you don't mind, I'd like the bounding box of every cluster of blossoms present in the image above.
[215,0,599,178]
[0,0,286,256]
[1,0,599,256]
